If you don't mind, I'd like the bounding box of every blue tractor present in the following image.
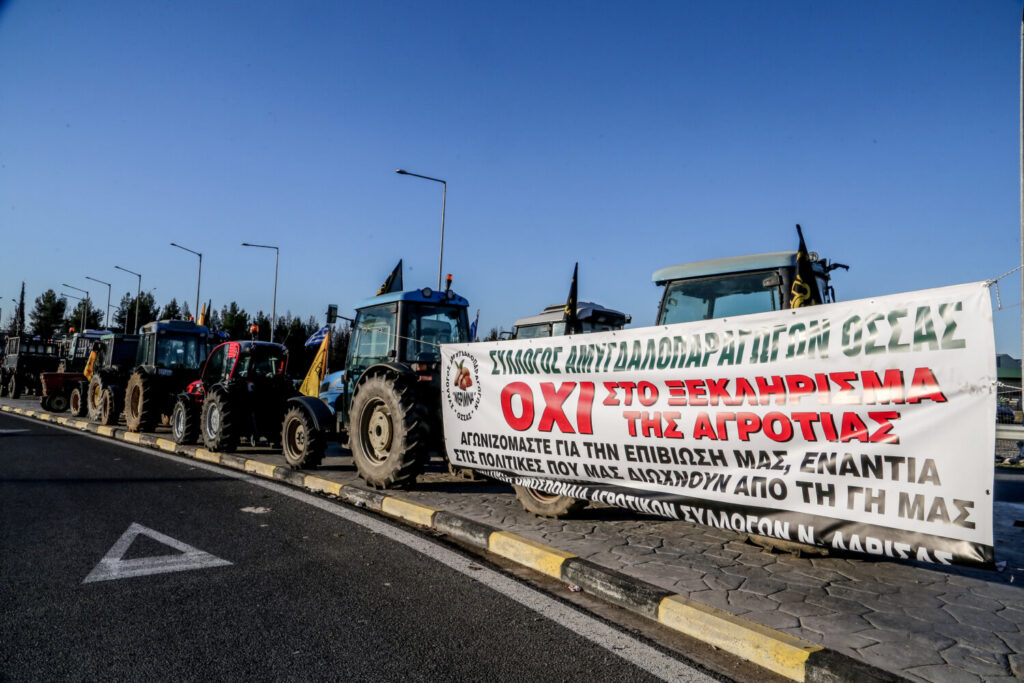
[281,279,471,489]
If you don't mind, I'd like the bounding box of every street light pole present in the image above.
[170,242,202,320]
[85,276,112,329]
[62,283,90,331]
[241,243,280,342]
[115,265,142,333]
[396,169,447,290]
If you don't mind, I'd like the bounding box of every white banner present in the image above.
[441,282,997,567]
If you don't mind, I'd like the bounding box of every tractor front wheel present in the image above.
[49,393,69,413]
[69,385,88,417]
[513,485,587,518]
[125,372,158,432]
[86,374,106,422]
[171,397,199,445]
[8,375,20,399]
[99,386,123,426]
[40,396,52,411]
[201,386,238,452]
[281,405,325,470]
[348,374,427,489]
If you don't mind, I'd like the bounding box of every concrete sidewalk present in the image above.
[3,397,1022,682]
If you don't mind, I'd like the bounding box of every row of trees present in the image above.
[6,284,351,376]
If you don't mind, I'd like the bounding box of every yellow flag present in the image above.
[83,350,98,381]
[197,301,208,326]
[299,334,329,397]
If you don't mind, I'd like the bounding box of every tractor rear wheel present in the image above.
[349,373,427,489]
[49,393,69,413]
[171,397,199,445]
[201,386,238,452]
[86,374,106,422]
[513,485,587,518]
[8,375,20,399]
[281,405,325,470]
[40,396,52,411]
[99,386,123,426]
[69,386,87,417]
[124,372,158,432]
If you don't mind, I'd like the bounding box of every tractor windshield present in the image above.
[238,346,288,379]
[402,304,470,362]
[658,270,784,325]
[155,333,208,370]
[516,323,552,339]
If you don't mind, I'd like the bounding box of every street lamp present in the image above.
[114,265,142,333]
[396,168,447,290]
[59,292,86,332]
[170,242,202,320]
[85,276,112,329]
[62,283,90,331]
[241,243,279,342]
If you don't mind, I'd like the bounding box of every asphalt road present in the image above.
[0,412,720,682]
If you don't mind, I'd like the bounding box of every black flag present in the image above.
[789,225,822,308]
[564,262,580,334]
[377,259,403,295]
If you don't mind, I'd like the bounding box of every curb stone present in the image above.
[1,403,904,682]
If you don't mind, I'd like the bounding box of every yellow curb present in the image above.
[381,497,438,527]
[305,476,344,496]
[0,405,9,412]
[38,413,52,421]
[658,595,821,681]
[122,432,142,444]
[74,420,90,430]
[23,410,34,416]
[244,460,278,477]
[156,438,177,452]
[96,426,115,436]
[488,531,576,579]
[193,448,221,464]
[56,417,69,425]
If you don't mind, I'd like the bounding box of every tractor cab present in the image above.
[136,320,213,378]
[187,340,289,399]
[653,251,842,326]
[57,330,107,373]
[513,301,631,339]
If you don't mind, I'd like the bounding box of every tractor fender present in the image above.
[352,362,413,392]
[285,395,336,434]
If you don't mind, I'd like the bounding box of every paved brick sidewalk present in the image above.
[5,397,1023,681]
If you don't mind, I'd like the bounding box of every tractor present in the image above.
[512,301,630,339]
[0,337,61,399]
[281,279,471,488]
[38,330,106,413]
[171,340,295,452]
[123,320,214,432]
[81,332,141,424]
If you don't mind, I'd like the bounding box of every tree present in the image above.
[29,289,67,339]
[328,321,352,369]
[219,302,250,341]
[113,291,159,333]
[64,298,104,332]
[252,311,272,342]
[483,327,500,342]
[160,298,182,321]
[7,281,26,336]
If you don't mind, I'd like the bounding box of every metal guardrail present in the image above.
[996,424,1024,441]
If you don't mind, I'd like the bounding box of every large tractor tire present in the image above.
[99,386,123,426]
[348,373,428,489]
[69,385,88,417]
[201,385,238,452]
[281,405,326,470]
[171,397,200,445]
[0,373,7,398]
[124,372,159,433]
[513,485,587,518]
[86,374,107,422]
[40,396,52,411]
[8,375,20,399]
[49,393,69,413]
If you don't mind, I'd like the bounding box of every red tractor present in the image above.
[171,340,296,452]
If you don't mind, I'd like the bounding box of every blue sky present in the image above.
[1,1,1021,352]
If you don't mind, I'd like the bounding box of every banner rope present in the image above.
[987,264,1024,310]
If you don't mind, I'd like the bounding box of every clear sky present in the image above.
[1,1,1022,352]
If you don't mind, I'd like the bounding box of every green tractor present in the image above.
[123,320,214,432]
[281,279,471,488]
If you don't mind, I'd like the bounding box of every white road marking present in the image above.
[16,413,715,683]
[83,522,232,584]
[0,429,30,435]
[240,506,272,514]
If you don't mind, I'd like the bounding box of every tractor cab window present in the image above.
[515,323,552,339]
[350,304,397,371]
[658,270,783,325]
[203,345,231,385]
[156,333,206,370]
[402,304,469,362]
[238,346,286,379]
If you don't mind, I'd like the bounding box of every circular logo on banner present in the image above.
[446,350,481,421]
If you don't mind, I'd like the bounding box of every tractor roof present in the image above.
[216,340,288,355]
[354,288,469,311]
[652,251,827,285]
[139,319,212,336]
[514,301,629,328]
